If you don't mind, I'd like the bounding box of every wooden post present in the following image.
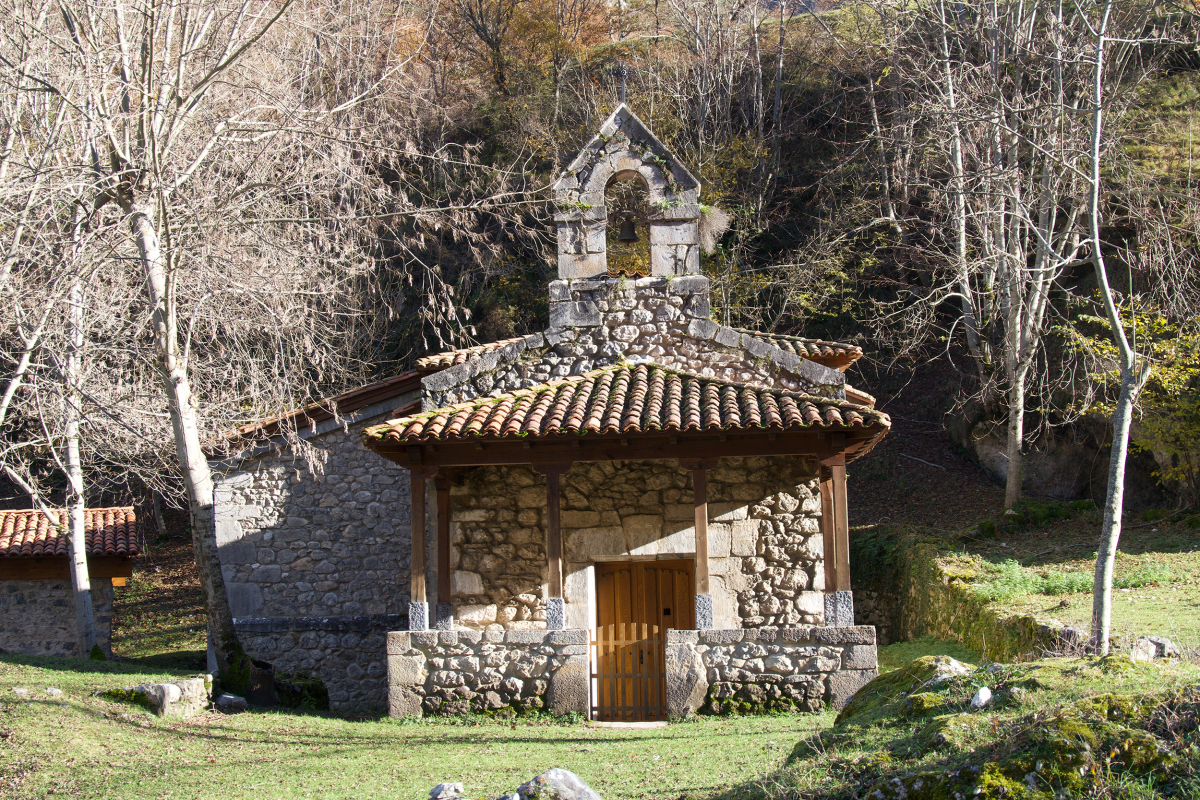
[680,458,717,629]
[821,435,853,626]
[535,463,572,630]
[820,467,837,594]
[692,466,709,598]
[408,466,434,630]
[831,462,851,592]
[435,471,452,630]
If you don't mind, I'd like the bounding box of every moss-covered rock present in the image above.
[837,655,974,725]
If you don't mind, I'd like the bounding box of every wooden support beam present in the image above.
[832,465,851,591]
[377,428,884,471]
[680,458,718,629]
[829,455,851,593]
[435,472,451,607]
[693,467,709,597]
[820,467,837,593]
[408,467,435,606]
[533,464,572,601]
[534,463,572,630]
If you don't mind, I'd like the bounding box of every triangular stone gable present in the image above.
[420,277,845,411]
[552,104,700,205]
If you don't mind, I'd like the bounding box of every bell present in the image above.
[616,215,639,243]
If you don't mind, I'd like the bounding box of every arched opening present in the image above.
[604,171,650,277]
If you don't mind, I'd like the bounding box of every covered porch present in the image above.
[364,363,888,719]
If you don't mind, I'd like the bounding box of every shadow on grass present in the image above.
[0,651,200,678]
[115,649,207,672]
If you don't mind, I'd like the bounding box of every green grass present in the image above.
[763,655,1200,799]
[877,636,979,673]
[970,557,1176,603]
[938,514,1200,651]
[0,653,829,800]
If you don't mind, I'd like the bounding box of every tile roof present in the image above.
[213,371,422,449]
[365,363,889,445]
[415,338,527,372]
[731,329,863,365]
[0,508,138,558]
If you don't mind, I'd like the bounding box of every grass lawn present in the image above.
[0,653,832,800]
[949,511,1200,651]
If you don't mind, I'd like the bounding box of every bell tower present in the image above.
[551,105,702,279]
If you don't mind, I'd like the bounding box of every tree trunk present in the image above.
[1003,367,1026,509]
[751,3,762,142]
[129,201,243,682]
[65,208,97,655]
[1086,0,1150,656]
[1091,370,1139,654]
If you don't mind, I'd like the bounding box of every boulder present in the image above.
[215,692,248,713]
[1130,636,1181,663]
[836,656,976,725]
[102,675,212,718]
[516,769,602,800]
[970,687,993,709]
[429,783,466,800]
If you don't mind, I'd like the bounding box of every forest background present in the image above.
[1,0,1198,664]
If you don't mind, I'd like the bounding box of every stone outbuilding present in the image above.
[0,507,137,657]
[213,105,890,718]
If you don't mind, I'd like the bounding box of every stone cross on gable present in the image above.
[550,105,702,280]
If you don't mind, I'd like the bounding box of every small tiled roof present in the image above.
[365,363,889,445]
[732,329,863,365]
[0,508,138,558]
[415,338,526,372]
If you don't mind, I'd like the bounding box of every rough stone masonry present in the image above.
[387,629,589,717]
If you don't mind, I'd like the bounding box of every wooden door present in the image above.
[592,560,694,721]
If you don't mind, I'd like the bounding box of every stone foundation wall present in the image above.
[0,579,113,657]
[212,408,415,714]
[235,615,402,713]
[665,626,878,717]
[853,589,893,645]
[386,629,589,717]
[422,277,844,409]
[445,456,826,631]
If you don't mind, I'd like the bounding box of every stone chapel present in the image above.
[211,105,890,718]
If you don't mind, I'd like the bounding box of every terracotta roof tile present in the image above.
[0,508,138,558]
[415,338,526,372]
[732,329,863,366]
[364,364,889,446]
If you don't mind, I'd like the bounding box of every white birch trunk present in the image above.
[1086,0,1150,656]
[129,201,241,678]
[65,205,97,654]
[1004,366,1027,509]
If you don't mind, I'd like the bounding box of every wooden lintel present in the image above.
[372,428,881,469]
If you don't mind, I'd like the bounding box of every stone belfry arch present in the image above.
[551,104,702,278]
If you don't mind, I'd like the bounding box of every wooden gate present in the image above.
[592,560,694,721]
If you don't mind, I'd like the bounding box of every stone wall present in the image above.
[212,409,413,714]
[445,456,827,632]
[0,579,113,657]
[422,277,845,409]
[235,616,401,713]
[386,629,589,717]
[665,626,878,717]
